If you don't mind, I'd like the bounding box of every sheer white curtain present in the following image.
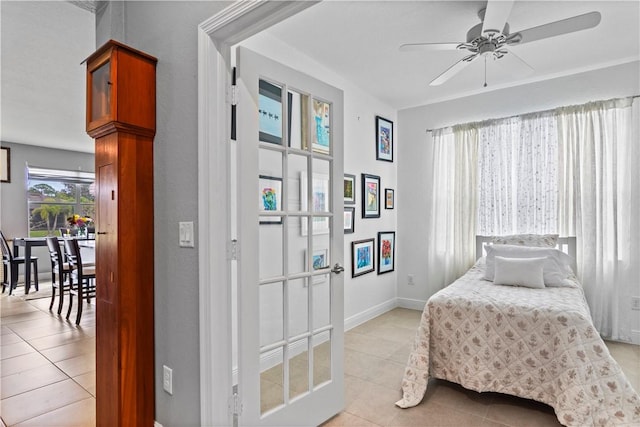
[557,98,640,340]
[427,125,478,289]
[477,113,558,235]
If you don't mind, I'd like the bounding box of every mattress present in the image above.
[396,259,640,426]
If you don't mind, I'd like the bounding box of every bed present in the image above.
[396,235,640,426]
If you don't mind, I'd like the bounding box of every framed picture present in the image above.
[344,207,355,234]
[259,175,283,224]
[361,173,380,218]
[312,98,331,153]
[352,238,375,277]
[301,172,330,235]
[385,188,394,209]
[377,231,396,274]
[0,147,9,183]
[344,174,356,205]
[258,79,283,145]
[375,116,393,162]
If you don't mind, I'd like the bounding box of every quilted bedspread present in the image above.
[396,260,640,426]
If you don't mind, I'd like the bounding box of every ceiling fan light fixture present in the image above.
[406,1,601,87]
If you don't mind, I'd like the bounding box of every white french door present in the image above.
[235,46,345,426]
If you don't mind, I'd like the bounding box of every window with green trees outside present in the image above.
[27,167,95,237]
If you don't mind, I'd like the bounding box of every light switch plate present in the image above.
[163,365,173,395]
[179,221,194,247]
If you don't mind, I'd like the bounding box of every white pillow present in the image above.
[493,256,546,288]
[484,244,573,287]
[491,234,559,248]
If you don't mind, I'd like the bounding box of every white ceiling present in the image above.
[262,0,640,109]
[2,1,638,153]
[1,1,95,153]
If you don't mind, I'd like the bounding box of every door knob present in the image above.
[331,263,345,275]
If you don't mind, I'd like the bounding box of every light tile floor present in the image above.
[1,286,639,426]
[322,308,640,427]
[1,282,96,426]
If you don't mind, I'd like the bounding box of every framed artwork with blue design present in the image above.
[375,116,393,162]
[352,238,375,278]
[259,175,282,224]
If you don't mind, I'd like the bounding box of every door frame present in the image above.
[196,2,320,426]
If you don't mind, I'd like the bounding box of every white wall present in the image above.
[242,33,399,327]
[397,60,640,309]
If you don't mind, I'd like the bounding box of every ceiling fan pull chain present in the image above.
[484,56,488,87]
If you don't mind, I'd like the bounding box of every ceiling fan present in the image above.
[400,0,601,86]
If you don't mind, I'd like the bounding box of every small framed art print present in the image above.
[352,238,375,277]
[344,174,356,205]
[344,207,355,234]
[0,147,9,183]
[385,188,394,209]
[259,175,283,224]
[377,231,395,274]
[375,116,393,162]
[361,173,380,218]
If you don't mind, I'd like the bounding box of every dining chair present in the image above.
[1,230,39,295]
[45,237,73,314]
[64,238,96,325]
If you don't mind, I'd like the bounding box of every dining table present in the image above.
[13,236,95,294]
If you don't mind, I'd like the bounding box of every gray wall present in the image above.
[96,2,231,425]
[0,141,94,272]
[397,61,640,305]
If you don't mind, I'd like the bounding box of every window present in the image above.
[27,166,95,237]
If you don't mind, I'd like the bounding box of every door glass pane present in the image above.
[313,277,330,330]
[259,222,283,280]
[289,338,309,400]
[313,333,331,387]
[288,278,308,337]
[312,232,330,284]
[259,149,283,224]
[91,61,110,122]
[288,90,309,150]
[259,79,284,145]
[310,172,329,213]
[312,98,331,154]
[287,153,307,213]
[312,159,330,213]
[287,226,308,275]
[260,348,284,415]
[259,281,283,347]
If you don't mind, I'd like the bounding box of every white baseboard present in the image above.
[630,330,640,345]
[396,297,427,311]
[344,298,398,331]
[154,421,163,427]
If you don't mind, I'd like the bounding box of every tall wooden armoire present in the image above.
[85,39,157,427]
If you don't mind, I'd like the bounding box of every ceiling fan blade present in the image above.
[497,49,534,75]
[482,0,514,35]
[429,55,477,86]
[399,42,461,52]
[512,11,601,45]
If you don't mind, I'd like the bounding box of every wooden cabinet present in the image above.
[86,39,156,137]
[86,40,156,427]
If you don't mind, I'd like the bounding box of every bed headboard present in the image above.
[476,235,577,265]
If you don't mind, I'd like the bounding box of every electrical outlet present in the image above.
[408,274,415,286]
[163,365,173,395]
[632,297,640,311]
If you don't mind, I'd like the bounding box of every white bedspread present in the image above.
[396,260,640,426]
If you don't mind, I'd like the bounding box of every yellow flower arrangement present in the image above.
[67,214,93,231]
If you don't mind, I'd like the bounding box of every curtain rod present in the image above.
[425,94,640,133]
